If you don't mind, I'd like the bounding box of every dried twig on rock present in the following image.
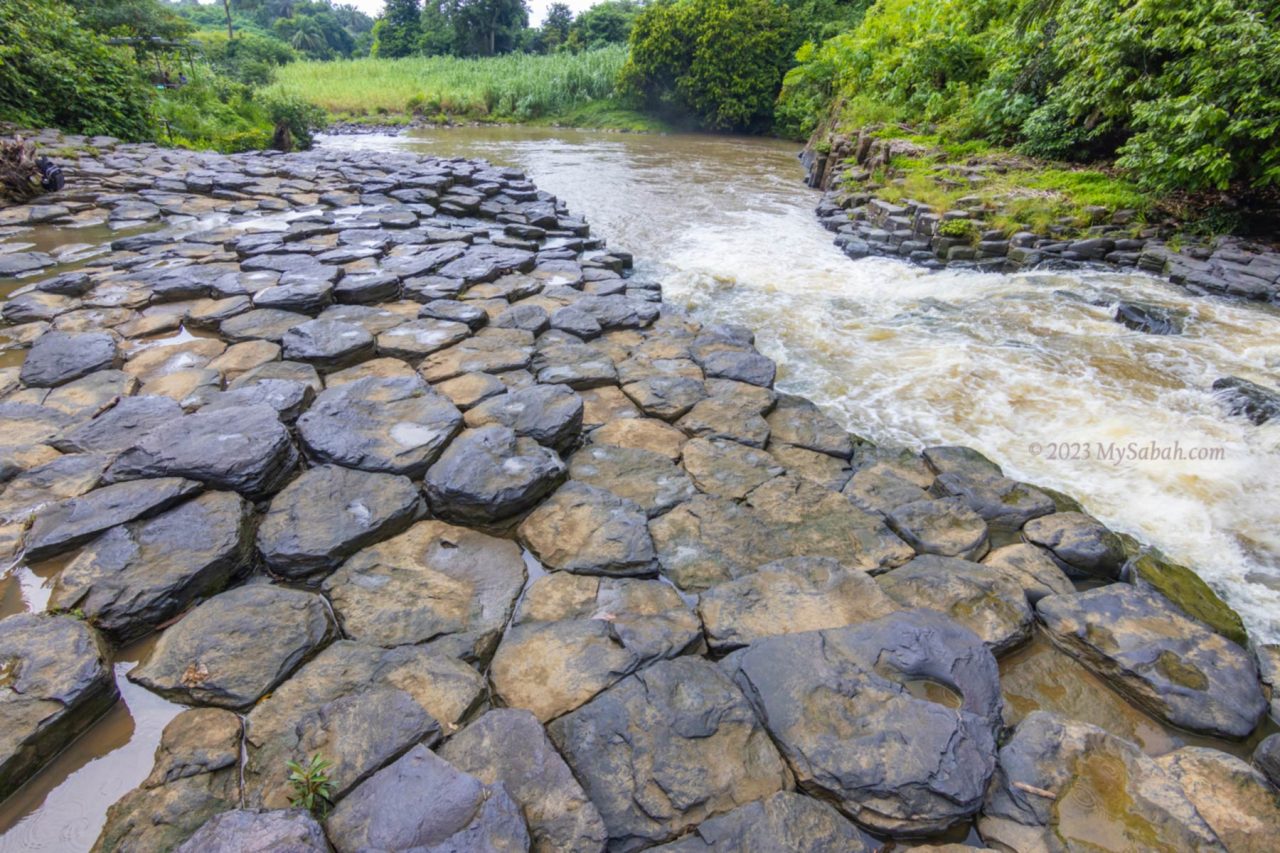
[0,136,42,202]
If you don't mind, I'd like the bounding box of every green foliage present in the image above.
[197,30,298,85]
[71,0,194,40]
[563,0,643,52]
[263,92,327,147]
[286,753,334,816]
[0,0,154,140]
[781,0,1280,194]
[154,68,271,151]
[619,0,796,131]
[270,45,626,120]
[373,0,422,57]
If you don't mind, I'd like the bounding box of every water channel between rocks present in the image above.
[0,125,1277,850]
[328,126,1280,644]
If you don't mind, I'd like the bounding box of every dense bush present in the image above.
[619,0,796,131]
[154,68,325,153]
[0,0,154,139]
[779,0,1280,193]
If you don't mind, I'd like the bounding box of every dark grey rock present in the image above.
[297,376,462,477]
[648,792,872,853]
[1213,376,1280,425]
[24,477,203,561]
[726,609,1002,836]
[257,465,421,578]
[621,375,705,421]
[129,584,334,709]
[494,303,550,335]
[465,383,584,450]
[1038,585,1267,738]
[548,657,789,852]
[51,395,183,453]
[49,490,254,643]
[106,404,299,497]
[933,471,1056,530]
[374,317,470,360]
[325,745,530,853]
[1255,734,1280,789]
[886,496,990,560]
[196,379,314,423]
[20,330,121,387]
[1022,511,1125,579]
[0,613,119,801]
[220,309,310,343]
[334,271,400,304]
[280,319,375,371]
[175,809,329,853]
[765,395,851,458]
[419,298,487,329]
[424,425,565,523]
[1115,301,1184,335]
[439,708,608,853]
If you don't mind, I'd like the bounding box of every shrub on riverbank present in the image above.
[781,0,1280,195]
[0,0,154,140]
[268,46,629,123]
[619,0,797,132]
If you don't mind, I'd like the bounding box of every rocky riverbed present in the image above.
[1,129,1278,851]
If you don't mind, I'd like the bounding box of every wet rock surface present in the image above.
[439,708,608,852]
[490,573,700,721]
[49,490,254,642]
[129,584,334,709]
[326,745,529,853]
[1038,585,1267,738]
[0,613,118,800]
[726,610,1002,836]
[97,708,244,852]
[256,464,421,578]
[548,656,790,852]
[176,809,330,853]
[979,711,1225,851]
[0,136,1272,851]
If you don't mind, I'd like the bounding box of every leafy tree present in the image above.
[70,0,193,40]
[373,0,422,57]
[564,0,643,51]
[538,2,573,51]
[449,0,529,56]
[620,0,795,131]
[419,0,456,54]
[0,0,154,139]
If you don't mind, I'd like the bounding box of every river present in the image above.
[332,125,1280,644]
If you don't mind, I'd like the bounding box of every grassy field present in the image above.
[265,46,661,130]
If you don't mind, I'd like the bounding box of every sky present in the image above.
[338,0,600,26]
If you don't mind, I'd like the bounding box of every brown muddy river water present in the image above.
[1,125,1278,849]
[333,126,1280,645]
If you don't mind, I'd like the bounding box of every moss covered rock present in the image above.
[1128,552,1248,647]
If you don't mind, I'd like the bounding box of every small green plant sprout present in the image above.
[286,753,335,816]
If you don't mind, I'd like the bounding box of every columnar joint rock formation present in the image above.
[0,132,1275,850]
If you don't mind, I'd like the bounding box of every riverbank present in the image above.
[1,127,1279,849]
[804,125,1280,304]
[265,48,666,134]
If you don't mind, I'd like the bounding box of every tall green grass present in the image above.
[266,46,629,122]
